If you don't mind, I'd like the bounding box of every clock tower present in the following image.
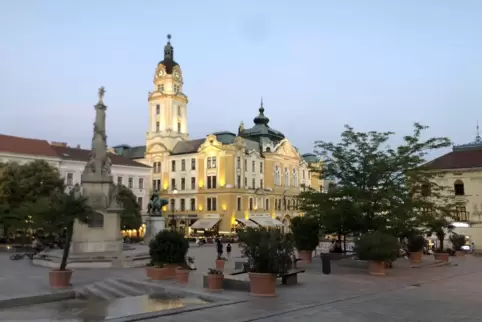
[146,34,189,152]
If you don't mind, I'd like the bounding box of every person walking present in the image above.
[216,240,223,259]
[226,242,232,259]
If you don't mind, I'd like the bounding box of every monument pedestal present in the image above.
[144,216,165,245]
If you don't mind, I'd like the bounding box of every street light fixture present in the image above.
[171,189,178,230]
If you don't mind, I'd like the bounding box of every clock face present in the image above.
[157,70,165,77]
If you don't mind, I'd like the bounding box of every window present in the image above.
[174,84,179,93]
[260,179,263,189]
[66,173,73,186]
[171,178,176,190]
[237,175,241,188]
[283,197,287,210]
[237,197,241,211]
[260,162,263,173]
[153,162,161,173]
[292,169,297,187]
[180,199,185,211]
[244,159,247,170]
[421,184,430,197]
[177,122,181,133]
[456,206,469,221]
[328,183,336,193]
[117,177,123,185]
[207,175,217,189]
[171,160,176,171]
[303,170,306,179]
[244,176,247,188]
[237,157,241,169]
[191,177,195,190]
[181,178,186,190]
[249,198,253,211]
[284,168,289,186]
[152,179,160,191]
[137,197,143,209]
[190,198,196,211]
[454,180,465,196]
[252,178,256,189]
[265,198,269,210]
[170,199,175,211]
[156,121,160,132]
[207,157,217,169]
[181,159,186,171]
[156,104,160,115]
[128,177,133,189]
[274,165,280,186]
[191,158,196,170]
[177,105,181,116]
[252,161,255,172]
[139,178,144,189]
[207,197,217,211]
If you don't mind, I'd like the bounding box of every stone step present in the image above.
[104,279,148,297]
[94,280,132,299]
[84,283,118,301]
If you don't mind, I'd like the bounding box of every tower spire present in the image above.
[476,121,481,142]
[164,34,174,60]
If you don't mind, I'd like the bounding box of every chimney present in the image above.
[51,141,68,147]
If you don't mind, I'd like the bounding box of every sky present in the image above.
[1,0,482,159]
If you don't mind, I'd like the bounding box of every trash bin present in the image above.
[321,253,331,274]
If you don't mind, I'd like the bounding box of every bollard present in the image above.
[321,254,331,274]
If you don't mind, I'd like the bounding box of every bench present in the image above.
[278,269,305,285]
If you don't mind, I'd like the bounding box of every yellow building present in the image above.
[114,35,326,235]
[425,128,482,248]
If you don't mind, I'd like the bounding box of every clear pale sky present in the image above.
[1,0,481,158]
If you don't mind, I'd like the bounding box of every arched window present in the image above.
[454,180,465,196]
[292,169,298,187]
[284,167,289,186]
[274,165,281,185]
[328,182,336,193]
[421,184,431,197]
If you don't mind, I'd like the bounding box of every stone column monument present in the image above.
[70,87,124,255]
[144,191,169,244]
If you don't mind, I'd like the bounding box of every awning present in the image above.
[190,218,221,230]
[236,218,259,228]
[249,216,282,228]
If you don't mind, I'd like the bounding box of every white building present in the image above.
[0,134,151,214]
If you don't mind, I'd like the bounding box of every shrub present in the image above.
[290,216,320,251]
[449,233,466,251]
[238,228,294,274]
[149,230,189,266]
[354,231,399,262]
[407,235,425,252]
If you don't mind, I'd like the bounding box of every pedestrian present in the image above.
[216,240,223,259]
[226,242,232,259]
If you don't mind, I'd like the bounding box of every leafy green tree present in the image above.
[300,123,459,239]
[0,160,64,236]
[117,184,142,230]
[290,216,320,251]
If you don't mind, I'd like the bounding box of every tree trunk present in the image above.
[343,235,347,254]
[59,221,74,271]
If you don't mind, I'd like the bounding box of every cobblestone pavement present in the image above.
[3,245,482,321]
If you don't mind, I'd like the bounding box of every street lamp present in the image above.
[171,189,178,230]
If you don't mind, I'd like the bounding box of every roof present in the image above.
[424,149,482,170]
[171,139,205,155]
[121,145,146,159]
[52,145,150,168]
[241,101,285,142]
[0,134,59,158]
[302,153,319,164]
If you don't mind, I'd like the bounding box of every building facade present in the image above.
[0,134,151,214]
[425,130,482,248]
[115,36,328,235]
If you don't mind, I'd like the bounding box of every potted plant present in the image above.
[206,268,224,291]
[238,228,294,297]
[290,216,320,264]
[354,231,399,276]
[33,186,94,288]
[450,233,466,257]
[215,254,227,269]
[175,256,194,284]
[407,235,425,263]
[148,230,189,279]
[426,218,452,262]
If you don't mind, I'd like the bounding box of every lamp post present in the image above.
[171,189,178,231]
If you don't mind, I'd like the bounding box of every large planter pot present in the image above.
[384,261,393,269]
[368,261,386,276]
[165,264,178,278]
[207,274,224,291]
[298,250,313,264]
[49,269,73,288]
[175,268,190,284]
[248,272,277,297]
[455,250,465,257]
[434,253,450,262]
[147,266,170,280]
[409,251,423,263]
[215,259,225,269]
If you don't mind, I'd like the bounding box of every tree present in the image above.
[117,184,142,230]
[0,160,64,236]
[301,123,459,239]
